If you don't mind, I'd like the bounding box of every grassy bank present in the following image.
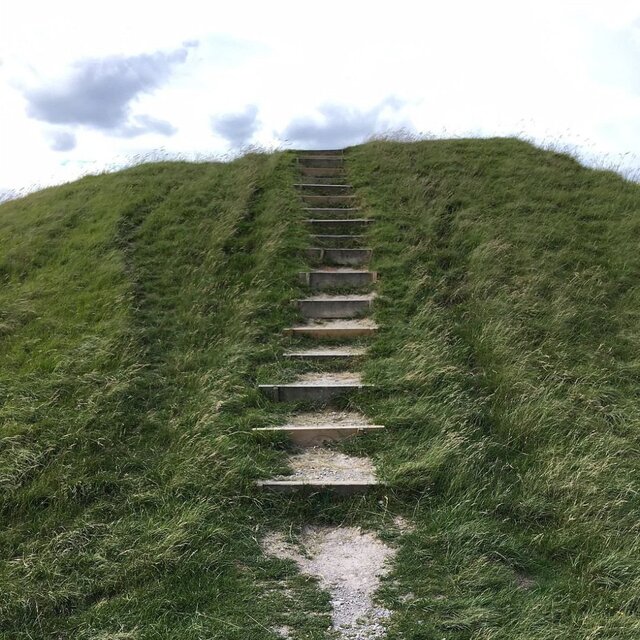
[1,139,639,639]
[349,138,640,638]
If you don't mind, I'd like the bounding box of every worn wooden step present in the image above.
[297,157,344,169]
[297,149,344,155]
[296,293,375,319]
[256,424,384,445]
[295,183,353,195]
[283,346,368,360]
[299,269,377,289]
[303,207,361,218]
[257,449,379,494]
[257,479,378,494]
[253,410,384,446]
[305,247,372,266]
[259,373,371,403]
[283,318,378,339]
[299,166,346,177]
[311,234,366,248]
[307,219,373,234]
[302,194,356,207]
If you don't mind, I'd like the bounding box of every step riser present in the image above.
[299,272,377,289]
[298,177,349,186]
[304,208,361,219]
[302,195,356,207]
[297,299,372,319]
[299,167,346,177]
[298,158,344,169]
[311,235,366,248]
[254,426,384,446]
[259,385,366,403]
[284,327,377,338]
[297,185,353,195]
[257,481,376,495]
[297,149,344,156]
[307,221,372,233]
[305,248,372,266]
[283,352,363,360]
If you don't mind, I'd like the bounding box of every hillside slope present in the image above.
[1,140,639,639]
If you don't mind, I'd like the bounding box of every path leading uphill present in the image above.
[255,149,383,493]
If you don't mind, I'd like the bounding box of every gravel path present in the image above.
[263,526,395,639]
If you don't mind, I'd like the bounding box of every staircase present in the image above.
[256,149,383,494]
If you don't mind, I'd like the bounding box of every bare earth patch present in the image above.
[263,526,396,639]
[283,410,372,428]
[275,449,377,483]
[294,371,363,385]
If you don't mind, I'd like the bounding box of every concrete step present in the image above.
[283,346,368,360]
[299,166,346,177]
[259,372,370,403]
[311,234,366,248]
[302,195,356,207]
[283,318,378,339]
[296,293,375,319]
[299,269,377,289]
[295,183,353,195]
[253,410,383,446]
[307,219,373,233]
[257,449,379,494]
[305,247,372,266]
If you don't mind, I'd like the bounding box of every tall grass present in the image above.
[1,139,639,638]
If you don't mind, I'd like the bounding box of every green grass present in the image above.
[1,139,639,639]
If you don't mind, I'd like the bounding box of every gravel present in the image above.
[294,371,363,386]
[275,449,377,483]
[263,526,396,639]
[282,410,372,428]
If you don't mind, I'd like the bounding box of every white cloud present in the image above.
[1,0,639,195]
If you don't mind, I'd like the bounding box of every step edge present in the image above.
[253,425,385,432]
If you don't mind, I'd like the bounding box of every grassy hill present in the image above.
[1,140,639,639]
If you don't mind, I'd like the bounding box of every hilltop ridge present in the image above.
[1,139,639,639]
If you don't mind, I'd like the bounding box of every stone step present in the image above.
[305,247,372,266]
[257,449,379,494]
[283,346,368,360]
[295,183,353,195]
[299,269,377,289]
[283,318,378,339]
[311,234,367,248]
[297,157,344,169]
[259,372,371,403]
[307,219,373,233]
[253,410,383,446]
[296,294,375,319]
[299,166,346,177]
[302,195,356,207]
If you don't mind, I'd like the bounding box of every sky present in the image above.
[1,1,639,197]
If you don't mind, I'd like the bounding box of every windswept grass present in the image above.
[1,139,639,639]
[348,138,640,638]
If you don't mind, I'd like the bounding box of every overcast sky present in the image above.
[1,1,639,197]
